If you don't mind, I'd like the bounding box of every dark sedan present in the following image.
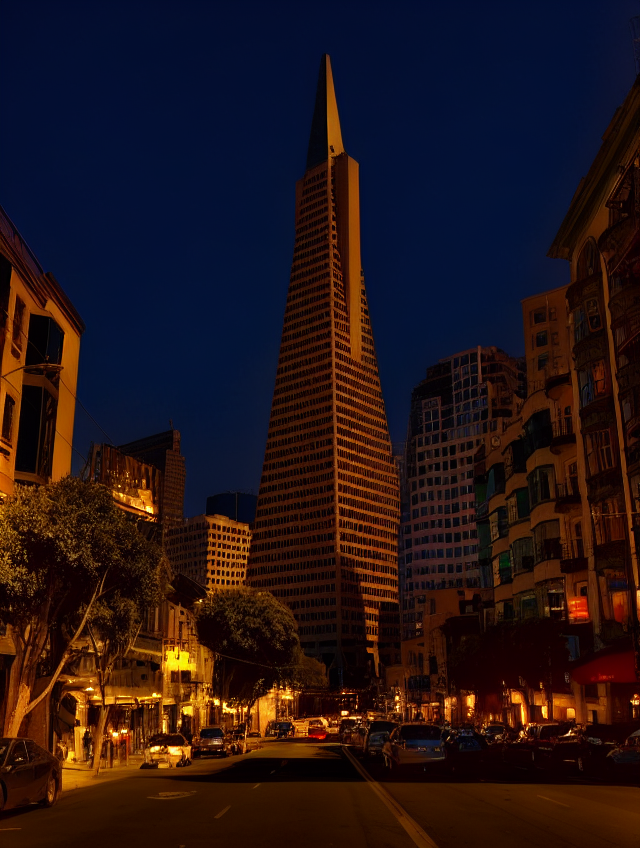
[443,729,489,774]
[0,738,61,812]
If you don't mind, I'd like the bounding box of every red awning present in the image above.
[571,648,637,685]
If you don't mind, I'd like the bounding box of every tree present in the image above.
[0,477,166,741]
[195,588,301,708]
[287,650,327,691]
[84,530,167,774]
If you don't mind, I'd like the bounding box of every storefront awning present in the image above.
[571,646,637,685]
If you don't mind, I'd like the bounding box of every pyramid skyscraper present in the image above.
[247,56,399,687]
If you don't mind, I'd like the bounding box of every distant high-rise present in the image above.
[206,491,257,525]
[246,56,399,686]
[118,428,185,541]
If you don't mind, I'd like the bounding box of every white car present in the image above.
[142,733,192,768]
[382,723,445,772]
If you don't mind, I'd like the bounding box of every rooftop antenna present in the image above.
[631,16,640,76]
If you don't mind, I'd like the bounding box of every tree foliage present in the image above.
[0,476,167,738]
[195,588,302,705]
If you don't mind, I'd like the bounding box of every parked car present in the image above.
[502,722,573,769]
[481,723,513,743]
[350,723,368,753]
[307,719,327,741]
[0,738,61,811]
[382,723,445,773]
[604,728,640,782]
[275,721,295,739]
[443,728,489,774]
[338,718,358,744]
[141,733,192,768]
[363,720,397,759]
[192,726,227,758]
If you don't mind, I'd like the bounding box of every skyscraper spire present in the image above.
[306,54,345,170]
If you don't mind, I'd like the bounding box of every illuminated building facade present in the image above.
[549,74,640,722]
[118,429,186,542]
[84,442,161,524]
[0,204,84,500]
[166,513,251,592]
[247,56,399,686]
[400,347,525,720]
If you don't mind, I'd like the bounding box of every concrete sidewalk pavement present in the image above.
[62,755,145,794]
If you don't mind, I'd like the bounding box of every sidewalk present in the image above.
[62,754,145,794]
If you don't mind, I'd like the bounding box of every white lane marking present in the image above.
[537,795,570,808]
[0,829,22,831]
[269,769,276,774]
[252,783,261,789]
[342,746,439,848]
[147,791,197,800]
[214,805,231,819]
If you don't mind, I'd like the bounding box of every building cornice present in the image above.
[547,76,640,262]
[0,204,85,335]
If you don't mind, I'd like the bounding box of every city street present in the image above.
[0,741,637,848]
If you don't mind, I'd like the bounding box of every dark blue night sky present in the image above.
[1,1,638,517]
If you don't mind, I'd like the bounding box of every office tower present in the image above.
[165,513,251,592]
[247,56,399,686]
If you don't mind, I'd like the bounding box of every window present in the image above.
[511,536,534,573]
[12,297,26,357]
[489,506,508,541]
[537,352,549,370]
[532,309,546,325]
[528,466,554,507]
[520,595,538,619]
[585,299,601,331]
[573,306,588,343]
[585,429,614,476]
[535,330,548,347]
[576,239,599,279]
[533,520,561,563]
[1,394,15,442]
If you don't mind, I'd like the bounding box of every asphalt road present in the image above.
[0,740,638,848]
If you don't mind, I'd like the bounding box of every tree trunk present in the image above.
[92,705,110,777]
[5,680,32,737]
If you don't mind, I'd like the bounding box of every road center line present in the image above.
[537,795,570,808]
[342,746,439,848]
[214,805,231,819]
[252,783,261,789]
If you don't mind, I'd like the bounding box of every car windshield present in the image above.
[370,721,397,733]
[401,725,442,741]
[149,734,185,747]
[200,728,224,738]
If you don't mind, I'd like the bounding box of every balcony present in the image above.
[545,366,571,398]
[555,477,581,511]
[550,417,575,453]
[560,538,588,574]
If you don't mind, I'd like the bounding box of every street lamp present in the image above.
[1,362,64,381]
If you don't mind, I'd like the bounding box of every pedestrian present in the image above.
[82,729,92,763]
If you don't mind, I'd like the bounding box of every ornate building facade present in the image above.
[247,56,399,687]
